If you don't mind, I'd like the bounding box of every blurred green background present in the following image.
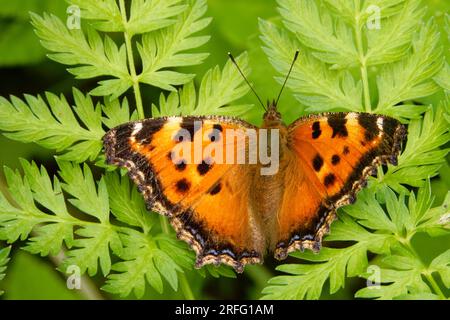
[0,0,448,300]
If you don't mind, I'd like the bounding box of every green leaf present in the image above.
[343,189,397,233]
[64,224,121,277]
[0,246,11,295]
[261,213,392,299]
[104,171,154,232]
[365,0,425,66]
[429,249,450,288]
[0,159,188,296]
[376,20,443,111]
[277,0,358,69]
[103,229,183,298]
[67,0,123,32]
[416,191,450,236]
[151,53,252,117]
[0,89,104,163]
[434,62,450,93]
[128,0,187,36]
[191,52,252,115]
[259,19,363,112]
[25,223,74,257]
[138,0,210,91]
[31,13,130,96]
[381,105,450,190]
[58,161,110,223]
[356,267,429,300]
[102,97,137,129]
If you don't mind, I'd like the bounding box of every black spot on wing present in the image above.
[213,124,223,132]
[176,118,202,142]
[134,118,166,145]
[327,113,348,138]
[358,114,379,142]
[324,173,336,187]
[382,116,399,138]
[209,182,222,195]
[197,160,212,175]
[312,121,322,139]
[343,146,350,155]
[331,154,340,165]
[312,154,323,172]
[176,179,190,193]
[175,160,187,171]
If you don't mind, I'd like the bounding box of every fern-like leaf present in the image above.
[0,89,104,163]
[138,0,211,91]
[259,19,363,112]
[152,52,252,117]
[0,246,11,295]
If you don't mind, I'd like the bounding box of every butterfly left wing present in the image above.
[273,112,406,259]
[103,116,264,272]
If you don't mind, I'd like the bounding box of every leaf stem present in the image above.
[354,10,371,112]
[159,215,170,234]
[424,272,446,300]
[179,272,195,300]
[119,0,145,119]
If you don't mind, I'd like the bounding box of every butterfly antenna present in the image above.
[228,52,266,111]
[275,50,299,106]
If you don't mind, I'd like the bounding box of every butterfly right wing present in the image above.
[273,113,406,259]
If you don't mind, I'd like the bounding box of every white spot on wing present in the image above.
[377,117,384,137]
[132,122,143,136]
[346,112,359,120]
[167,117,182,124]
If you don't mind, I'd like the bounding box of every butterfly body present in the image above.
[104,103,406,272]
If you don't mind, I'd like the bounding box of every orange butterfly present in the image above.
[103,53,406,273]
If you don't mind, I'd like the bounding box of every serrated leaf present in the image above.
[128,0,187,36]
[259,19,363,112]
[434,62,450,92]
[64,224,121,277]
[0,246,11,295]
[150,53,252,117]
[58,161,110,223]
[67,0,122,32]
[261,213,391,300]
[382,106,450,189]
[103,229,182,297]
[366,0,425,66]
[138,0,210,91]
[356,267,429,299]
[24,223,74,257]
[0,89,105,162]
[31,13,128,78]
[104,172,153,232]
[376,20,443,111]
[278,0,358,69]
[102,97,136,129]
[429,249,450,287]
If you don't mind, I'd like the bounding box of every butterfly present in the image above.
[103,52,406,273]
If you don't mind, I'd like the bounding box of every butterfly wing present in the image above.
[103,116,263,272]
[274,112,406,259]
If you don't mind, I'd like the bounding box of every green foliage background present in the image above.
[0,0,448,300]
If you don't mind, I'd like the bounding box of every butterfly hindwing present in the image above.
[273,112,406,258]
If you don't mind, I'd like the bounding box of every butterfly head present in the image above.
[263,99,282,127]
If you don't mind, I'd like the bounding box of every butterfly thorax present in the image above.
[251,102,292,247]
